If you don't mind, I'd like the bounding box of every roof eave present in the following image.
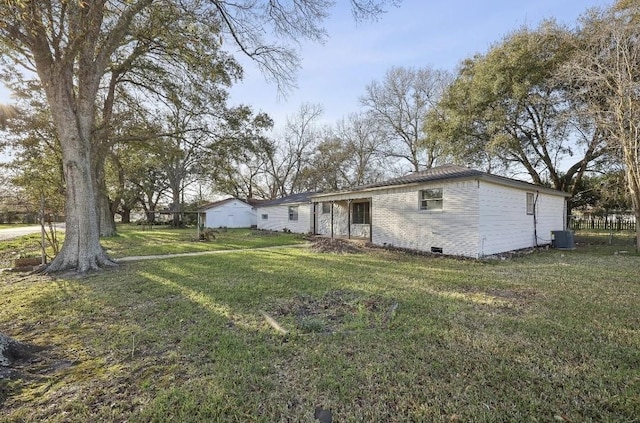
[311,174,570,200]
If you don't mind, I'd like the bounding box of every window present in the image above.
[288,206,298,221]
[261,214,268,220]
[352,202,370,224]
[526,192,535,215]
[419,188,443,210]
[322,202,331,214]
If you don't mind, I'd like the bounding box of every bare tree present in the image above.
[335,112,387,185]
[267,103,324,196]
[361,66,452,172]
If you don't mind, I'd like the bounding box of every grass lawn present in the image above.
[0,231,638,422]
[100,225,307,258]
[0,225,306,267]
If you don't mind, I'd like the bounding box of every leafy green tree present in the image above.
[208,107,274,199]
[428,22,606,193]
[0,0,395,273]
[571,171,631,214]
[565,2,640,249]
[1,94,65,216]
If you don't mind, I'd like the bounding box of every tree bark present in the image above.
[120,207,131,224]
[97,190,117,237]
[171,188,182,227]
[94,156,117,237]
[47,139,115,272]
[42,82,116,273]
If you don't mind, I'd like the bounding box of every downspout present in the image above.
[533,191,539,247]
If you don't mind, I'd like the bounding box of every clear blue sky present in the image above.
[228,0,612,128]
[0,0,612,130]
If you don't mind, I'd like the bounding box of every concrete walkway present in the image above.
[116,243,310,263]
[0,224,65,241]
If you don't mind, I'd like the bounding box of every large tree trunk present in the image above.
[120,207,131,224]
[47,138,115,272]
[171,184,182,227]
[97,191,117,237]
[95,157,117,237]
[44,91,116,273]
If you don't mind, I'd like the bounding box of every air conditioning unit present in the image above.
[551,230,575,249]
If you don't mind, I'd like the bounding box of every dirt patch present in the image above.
[271,290,396,334]
[309,238,366,254]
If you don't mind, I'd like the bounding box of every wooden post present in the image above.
[197,212,201,240]
[40,194,46,265]
[330,202,334,238]
[347,200,351,239]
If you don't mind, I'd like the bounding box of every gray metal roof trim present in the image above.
[310,165,570,199]
[257,191,319,207]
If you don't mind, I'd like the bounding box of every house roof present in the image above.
[257,191,318,207]
[311,165,571,199]
[198,198,250,212]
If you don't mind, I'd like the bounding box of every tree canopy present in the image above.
[426,21,606,193]
[0,0,398,272]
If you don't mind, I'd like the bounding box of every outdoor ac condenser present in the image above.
[551,230,575,249]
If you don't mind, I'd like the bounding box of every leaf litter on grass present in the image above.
[270,290,397,334]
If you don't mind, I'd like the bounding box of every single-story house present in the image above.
[199,198,257,228]
[256,192,316,233]
[311,165,571,258]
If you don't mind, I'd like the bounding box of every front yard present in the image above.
[0,229,638,422]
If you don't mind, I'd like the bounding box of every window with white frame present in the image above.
[288,206,299,221]
[526,192,535,215]
[322,202,331,214]
[261,214,268,220]
[419,188,443,210]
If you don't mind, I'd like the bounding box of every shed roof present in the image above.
[312,165,570,199]
[198,198,251,212]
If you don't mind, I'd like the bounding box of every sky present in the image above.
[0,0,612,130]
[225,0,613,129]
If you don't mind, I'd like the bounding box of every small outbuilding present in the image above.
[199,198,256,228]
[256,192,316,233]
[311,165,570,258]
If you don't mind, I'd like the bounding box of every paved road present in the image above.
[0,223,65,240]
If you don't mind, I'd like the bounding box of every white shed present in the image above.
[256,192,316,233]
[199,198,256,228]
[311,165,570,258]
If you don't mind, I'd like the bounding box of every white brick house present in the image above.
[256,192,316,233]
[311,165,570,258]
